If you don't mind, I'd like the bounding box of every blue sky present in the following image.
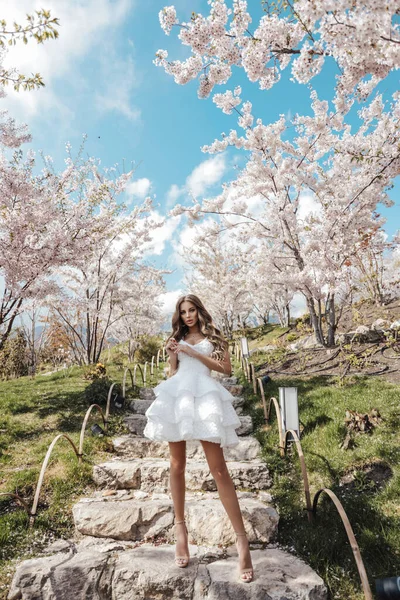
[3,0,399,314]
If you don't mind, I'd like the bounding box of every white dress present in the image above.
[143,339,241,448]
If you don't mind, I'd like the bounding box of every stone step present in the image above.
[9,541,327,600]
[113,435,261,461]
[129,394,246,415]
[128,398,153,414]
[72,490,279,546]
[93,458,272,493]
[222,383,244,396]
[215,374,238,385]
[123,413,253,437]
[138,387,155,400]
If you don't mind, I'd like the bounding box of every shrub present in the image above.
[0,329,29,379]
[286,333,298,342]
[295,313,312,333]
[110,350,127,367]
[82,362,107,381]
[84,376,116,406]
[136,336,162,363]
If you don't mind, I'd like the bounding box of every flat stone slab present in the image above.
[236,414,253,436]
[195,546,327,599]
[93,458,272,492]
[9,543,327,600]
[72,492,279,545]
[8,550,111,600]
[222,383,243,396]
[231,395,245,409]
[128,398,153,414]
[139,387,155,400]
[124,414,147,435]
[113,435,262,461]
[214,375,238,385]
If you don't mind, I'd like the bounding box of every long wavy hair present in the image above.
[168,294,228,360]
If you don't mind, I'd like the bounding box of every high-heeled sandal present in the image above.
[235,532,254,583]
[174,520,190,568]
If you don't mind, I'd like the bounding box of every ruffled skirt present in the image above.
[143,370,242,448]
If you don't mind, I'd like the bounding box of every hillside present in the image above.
[337,297,400,334]
[246,301,400,384]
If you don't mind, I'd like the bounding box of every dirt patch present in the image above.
[257,341,400,384]
[339,460,393,493]
[337,297,400,334]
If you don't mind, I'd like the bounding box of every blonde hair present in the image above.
[168,294,228,361]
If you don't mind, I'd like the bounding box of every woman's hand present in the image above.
[166,337,178,356]
[176,342,197,357]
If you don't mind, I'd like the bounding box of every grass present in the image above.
[0,359,166,598]
[1,338,398,599]
[246,324,290,350]
[237,368,400,600]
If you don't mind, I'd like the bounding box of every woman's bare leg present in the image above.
[168,441,189,562]
[200,440,253,580]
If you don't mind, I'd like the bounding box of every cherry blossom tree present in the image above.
[386,237,400,300]
[156,1,399,109]
[0,137,136,348]
[171,90,399,346]
[108,268,165,362]
[157,1,400,347]
[0,10,165,365]
[376,233,400,303]
[33,311,73,369]
[17,300,51,374]
[247,256,294,327]
[181,223,252,335]
[48,192,164,365]
[347,228,390,306]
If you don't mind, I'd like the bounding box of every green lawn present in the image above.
[1,352,399,600]
[245,324,290,350]
[0,361,165,598]
[238,369,400,600]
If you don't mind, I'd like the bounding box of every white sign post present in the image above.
[240,337,250,358]
[279,387,299,443]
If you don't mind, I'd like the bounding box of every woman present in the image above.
[143,294,254,583]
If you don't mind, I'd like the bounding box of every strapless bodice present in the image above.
[177,339,213,376]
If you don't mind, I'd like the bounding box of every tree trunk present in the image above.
[326,293,336,347]
[285,303,291,328]
[307,295,337,347]
[306,296,325,346]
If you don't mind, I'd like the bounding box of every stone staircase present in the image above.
[8,376,327,600]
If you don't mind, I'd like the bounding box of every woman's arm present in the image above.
[168,353,178,376]
[166,338,179,376]
[177,344,232,376]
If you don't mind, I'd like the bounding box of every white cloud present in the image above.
[158,289,184,315]
[143,212,182,257]
[94,52,140,122]
[166,183,185,207]
[290,293,307,318]
[165,154,227,212]
[109,211,181,258]
[170,217,217,267]
[186,154,227,197]
[126,178,151,198]
[2,0,133,118]
[297,193,322,221]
